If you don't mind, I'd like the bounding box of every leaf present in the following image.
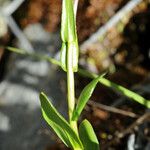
[79,119,100,150]
[72,41,79,72]
[78,68,150,108]
[47,120,72,147]
[67,41,79,72]
[60,42,67,71]
[40,92,83,149]
[61,0,68,42]
[61,0,76,43]
[7,46,27,54]
[99,78,150,108]
[66,0,76,42]
[72,74,105,121]
[7,45,150,108]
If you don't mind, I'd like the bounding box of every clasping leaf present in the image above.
[60,0,79,72]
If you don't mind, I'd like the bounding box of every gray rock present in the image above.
[24,23,51,43]
[0,14,7,37]
[0,24,66,150]
[0,0,11,7]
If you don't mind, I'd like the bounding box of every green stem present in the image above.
[67,44,78,133]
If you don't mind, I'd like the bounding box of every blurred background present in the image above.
[0,0,150,149]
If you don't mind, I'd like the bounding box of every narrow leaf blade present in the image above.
[99,78,150,108]
[79,119,100,150]
[72,74,105,121]
[7,46,27,54]
[40,92,83,149]
[78,69,150,108]
[48,120,72,147]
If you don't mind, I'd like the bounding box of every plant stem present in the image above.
[67,44,78,133]
[65,0,79,134]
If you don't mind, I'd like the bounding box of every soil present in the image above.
[15,0,129,43]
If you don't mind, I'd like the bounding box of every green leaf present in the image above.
[7,46,27,54]
[61,0,68,42]
[40,92,83,149]
[61,0,76,43]
[72,74,105,121]
[47,120,72,147]
[66,0,76,42]
[6,46,61,66]
[99,78,150,108]
[79,119,100,150]
[7,46,150,108]
[68,41,79,72]
[78,69,150,108]
[60,42,67,71]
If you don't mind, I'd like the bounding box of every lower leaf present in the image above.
[79,119,100,150]
[39,92,83,149]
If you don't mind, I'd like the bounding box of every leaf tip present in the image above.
[40,91,45,96]
[81,119,88,124]
[39,92,47,105]
[39,91,44,98]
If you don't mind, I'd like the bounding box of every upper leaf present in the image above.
[79,119,100,150]
[7,46,27,54]
[39,92,83,149]
[72,74,105,121]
